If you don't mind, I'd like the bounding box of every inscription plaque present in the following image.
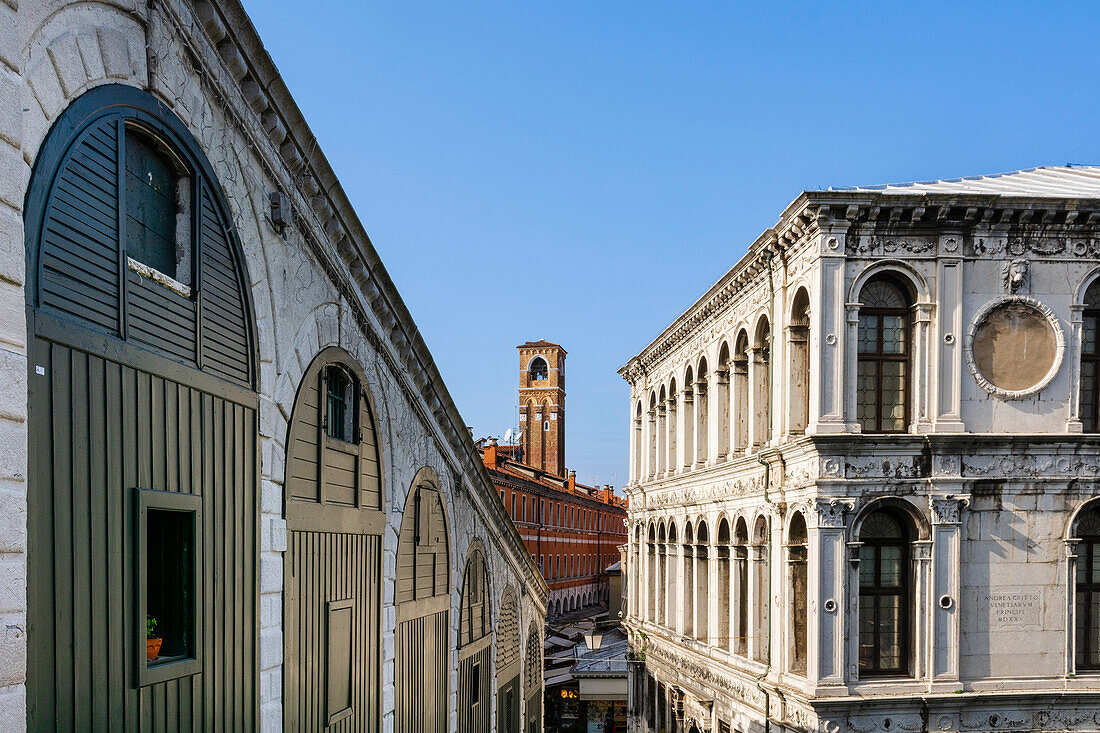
[985,588,1042,628]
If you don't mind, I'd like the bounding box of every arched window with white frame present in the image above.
[1073,503,1100,670]
[1081,280,1100,432]
[856,276,912,433]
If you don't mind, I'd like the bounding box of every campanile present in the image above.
[518,341,566,476]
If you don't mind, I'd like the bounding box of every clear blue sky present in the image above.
[242,1,1098,487]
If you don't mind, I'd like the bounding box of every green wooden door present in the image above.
[283,349,383,732]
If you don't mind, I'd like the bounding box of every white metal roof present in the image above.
[828,165,1100,197]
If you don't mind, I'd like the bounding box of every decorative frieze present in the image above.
[646,636,766,709]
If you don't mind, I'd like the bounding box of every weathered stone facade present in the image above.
[621,169,1100,732]
[0,0,546,730]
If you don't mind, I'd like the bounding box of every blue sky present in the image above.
[242,1,1099,487]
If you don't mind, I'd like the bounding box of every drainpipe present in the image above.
[754,246,778,733]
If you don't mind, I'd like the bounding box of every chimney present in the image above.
[568,470,576,493]
[483,437,498,469]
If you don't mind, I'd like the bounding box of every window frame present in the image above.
[1076,508,1100,671]
[1081,298,1100,432]
[857,510,911,677]
[134,487,203,687]
[856,278,912,434]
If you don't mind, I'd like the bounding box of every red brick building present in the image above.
[480,439,627,618]
[478,341,628,617]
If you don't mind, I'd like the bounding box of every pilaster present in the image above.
[929,495,968,687]
[934,256,966,431]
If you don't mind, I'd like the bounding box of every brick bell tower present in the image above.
[518,341,566,477]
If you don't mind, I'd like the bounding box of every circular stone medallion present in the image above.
[966,296,1064,399]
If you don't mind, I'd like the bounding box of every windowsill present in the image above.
[128,256,192,298]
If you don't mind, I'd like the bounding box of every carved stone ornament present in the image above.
[1001,258,1029,293]
[963,295,1065,400]
[930,495,968,524]
[683,697,713,731]
[811,497,856,528]
[646,637,766,707]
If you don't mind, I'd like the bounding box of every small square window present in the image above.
[124,126,192,294]
[324,366,357,443]
[136,488,202,686]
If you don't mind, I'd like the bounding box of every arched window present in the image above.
[657,386,667,475]
[648,393,658,478]
[395,475,451,729]
[717,343,732,460]
[734,519,749,656]
[858,509,910,675]
[1081,281,1100,432]
[857,277,912,433]
[458,547,492,732]
[682,367,695,469]
[667,522,678,632]
[647,523,657,622]
[717,519,732,652]
[634,401,643,480]
[789,288,811,435]
[733,331,750,452]
[682,523,695,638]
[656,523,667,627]
[497,587,521,733]
[751,517,769,662]
[528,357,548,381]
[667,378,678,472]
[696,359,709,464]
[524,623,543,730]
[752,318,771,447]
[1074,505,1100,670]
[787,513,808,676]
[695,521,710,642]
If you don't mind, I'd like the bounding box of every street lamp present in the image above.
[583,629,604,651]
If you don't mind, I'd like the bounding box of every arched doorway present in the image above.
[395,470,451,732]
[458,545,492,733]
[283,347,384,729]
[25,84,258,727]
[496,587,521,733]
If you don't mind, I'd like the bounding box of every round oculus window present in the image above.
[966,297,1063,398]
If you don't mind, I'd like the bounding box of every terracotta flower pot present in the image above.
[147,637,162,660]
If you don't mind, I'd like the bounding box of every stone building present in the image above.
[479,438,628,618]
[619,167,1100,733]
[0,1,545,731]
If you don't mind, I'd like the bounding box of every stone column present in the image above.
[670,540,681,635]
[708,533,719,646]
[845,540,863,682]
[680,389,694,469]
[656,402,666,476]
[929,496,967,687]
[1065,537,1081,676]
[912,303,934,433]
[912,538,933,681]
[844,303,861,433]
[715,367,730,462]
[748,542,767,661]
[707,367,723,464]
[748,347,766,448]
[646,407,657,478]
[807,241,848,435]
[935,257,966,431]
[666,394,678,476]
[809,498,852,687]
[694,379,708,468]
[1068,304,1085,432]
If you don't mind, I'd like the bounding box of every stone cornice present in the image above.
[620,189,1100,386]
[175,0,546,597]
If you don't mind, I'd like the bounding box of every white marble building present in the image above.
[620,168,1100,733]
[0,1,546,730]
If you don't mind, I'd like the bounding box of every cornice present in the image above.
[174,0,546,597]
[621,189,1100,386]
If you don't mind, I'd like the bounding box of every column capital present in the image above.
[809,497,857,529]
[929,495,969,525]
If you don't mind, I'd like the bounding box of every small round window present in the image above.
[966,297,1064,398]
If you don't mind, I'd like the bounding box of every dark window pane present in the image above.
[126,132,178,277]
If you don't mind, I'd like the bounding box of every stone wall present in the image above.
[1,0,546,729]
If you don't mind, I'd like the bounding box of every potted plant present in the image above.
[146,615,162,660]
